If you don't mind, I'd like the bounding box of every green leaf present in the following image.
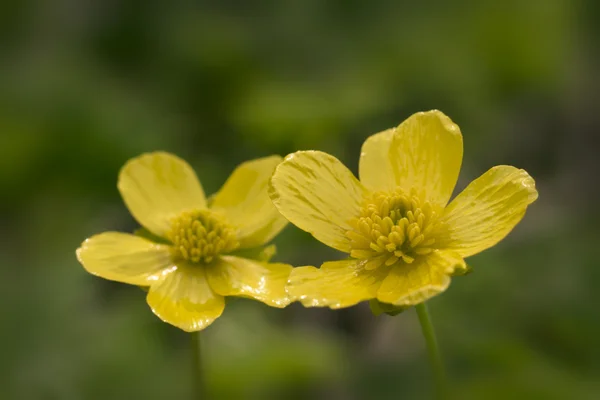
[369,299,406,316]
[133,227,171,245]
[230,244,277,262]
[452,263,473,277]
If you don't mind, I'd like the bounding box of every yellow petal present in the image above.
[146,264,224,332]
[206,255,292,308]
[269,151,366,253]
[211,156,287,249]
[358,128,397,191]
[118,152,207,237]
[389,110,463,207]
[377,250,464,306]
[286,259,390,309]
[76,232,173,286]
[437,165,538,258]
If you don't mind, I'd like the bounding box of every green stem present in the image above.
[191,331,205,400]
[415,302,447,399]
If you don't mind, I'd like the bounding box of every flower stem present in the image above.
[191,331,205,399]
[415,302,447,399]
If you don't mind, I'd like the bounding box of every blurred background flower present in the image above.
[0,1,598,399]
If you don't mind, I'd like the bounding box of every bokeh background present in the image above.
[1,1,599,399]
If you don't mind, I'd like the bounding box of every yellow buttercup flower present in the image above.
[269,110,538,311]
[77,152,292,331]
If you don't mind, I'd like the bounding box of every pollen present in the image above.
[167,209,239,264]
[346,190,441,270]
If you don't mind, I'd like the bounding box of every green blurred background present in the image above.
[1,1,599,399]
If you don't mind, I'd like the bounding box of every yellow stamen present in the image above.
[167,209,239,264]
[345,189,441,269]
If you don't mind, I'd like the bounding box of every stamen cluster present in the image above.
[346,190,440,270]
[167,210,239,264]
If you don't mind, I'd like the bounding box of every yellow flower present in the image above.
[269,110,538,311]
[77,152,292,332]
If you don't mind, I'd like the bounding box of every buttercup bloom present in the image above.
[269,110,538,311]
[77,152,292,331]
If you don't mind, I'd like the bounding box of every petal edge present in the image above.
[377,251,460,306]
[269,151,366,253]
[389,110,463,207]
[76,232,173,286]
[286,259,390,309]
[207,255,292,308]
[438,165,538,257]
[146,265,224,332]
[118,152,207,237]
[211,156,287,249]
[359,128,396,191]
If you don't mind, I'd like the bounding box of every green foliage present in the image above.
[1,0,598,399]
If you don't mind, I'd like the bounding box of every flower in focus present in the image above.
[77,152,292,331]
[269,110,538,312]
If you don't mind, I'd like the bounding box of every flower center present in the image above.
[346,190,440,270]
[167,209,239,264]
